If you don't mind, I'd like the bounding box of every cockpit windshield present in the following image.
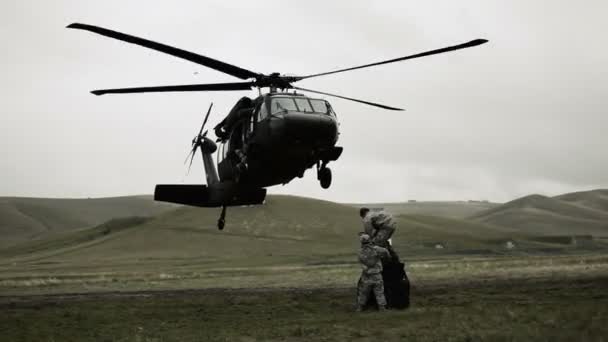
[309,99,328,113]
[270,97,334,116]
[270,97,298,114]
[295,98,313,112]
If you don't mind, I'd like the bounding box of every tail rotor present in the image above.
[185,103,214,175]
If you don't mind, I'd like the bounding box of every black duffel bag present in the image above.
[382,260,410,309]
[359,260,410,310]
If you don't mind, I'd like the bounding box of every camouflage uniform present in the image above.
[357,235,390,311]
[362,210,398,259]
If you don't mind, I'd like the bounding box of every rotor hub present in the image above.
[254,73,295,90]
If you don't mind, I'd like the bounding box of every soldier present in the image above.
[359,207,399,260]
[357,233,390,312]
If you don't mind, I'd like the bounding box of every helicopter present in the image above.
[68,23,488,229]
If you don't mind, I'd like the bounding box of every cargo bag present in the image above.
[359,260,410,310]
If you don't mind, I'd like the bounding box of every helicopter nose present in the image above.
[282,113,338,146]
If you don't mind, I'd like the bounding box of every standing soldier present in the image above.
[357,233,390,312]
[359,207,399,260]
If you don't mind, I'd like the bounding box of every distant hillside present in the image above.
[1,195,362,266]
[554,189,608,213]
[3,191,607,267]
[62,195,357,258]
[0,216,148,259]
[350,201,499,219]
[1,195,562,267]
[0,196,175,248]
[471,192,608,236]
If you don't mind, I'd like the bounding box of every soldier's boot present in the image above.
[378,305,387,311]
[355,305,364,312]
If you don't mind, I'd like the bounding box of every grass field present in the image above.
[1,254,607,342]
[1,190,608,341]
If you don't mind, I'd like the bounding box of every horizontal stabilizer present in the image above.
[154,184,266,207]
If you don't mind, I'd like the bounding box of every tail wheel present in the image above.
[319,167,332,189]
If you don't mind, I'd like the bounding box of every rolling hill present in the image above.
[2,191,607,269]
[471,191,608,236]
[0,196,175,248]
[0,195,363,266]
[554,189,608,213]
[0,195,568,269]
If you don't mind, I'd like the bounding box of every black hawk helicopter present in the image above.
[68,23,488,229]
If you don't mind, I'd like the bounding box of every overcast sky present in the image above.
[1,0,607,203]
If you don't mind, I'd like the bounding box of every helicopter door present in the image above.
[217,140,229,181]
[251,101,270,146]
[218,121,246,181]
[218,139,236,181]
[231,121,244,150]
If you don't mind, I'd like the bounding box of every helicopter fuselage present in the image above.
[216,92,342,188]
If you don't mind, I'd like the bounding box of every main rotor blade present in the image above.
[293,86,404,111]
[91,82,254,96]
[299,39,488,80]
[67,23,259,80]
[199,103,213,136]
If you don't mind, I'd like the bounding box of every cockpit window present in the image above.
[258,102,269,121]
[327,102,336,117]
[310,99,328,114]
[295,98,313,112]
[270,97,297,114]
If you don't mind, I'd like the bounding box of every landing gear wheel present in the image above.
[319,167,332,189]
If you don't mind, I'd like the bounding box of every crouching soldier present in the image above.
[357,233,390,312]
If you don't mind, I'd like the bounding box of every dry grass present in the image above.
[1,254,607,295]
[1,269,607,342]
